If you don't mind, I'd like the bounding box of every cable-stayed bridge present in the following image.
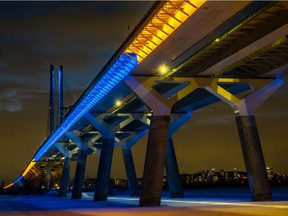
[5,0,288,206]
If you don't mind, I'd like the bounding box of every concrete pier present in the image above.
[123,148,139,196]
[236,115,272,201]
[94,138,115,201]
[45,162,52,190]
[165,138,184,198]
[72,150,88,199]
[59,157,71,197]
[139,115,170,206]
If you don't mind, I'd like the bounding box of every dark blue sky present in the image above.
[0,1,287,183]
[0,2,153,107]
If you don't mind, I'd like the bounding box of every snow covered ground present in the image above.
[0,187,288,216]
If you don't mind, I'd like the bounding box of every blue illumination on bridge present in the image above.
[13,176,24,185]
[34,53,138,161]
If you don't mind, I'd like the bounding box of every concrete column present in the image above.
[165,113,191,198]
[54,142,73,197]
[122,148,139,196]
[236,115,272,201]
[121,131,146,197]
[140,115,170,206]
[59,157,71,197]
[204,78,283,201]
[124,76,196,206]
[165,138,183,198]
[94,138,115,201]
[72,150,88,199]
[84,113,119,201]
[45,162,52,190]
[65,131,89,200]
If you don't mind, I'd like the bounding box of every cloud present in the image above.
[0,1,153,91]
[0,97,22,112]
[0,81,46,112]
[193,113,234,125]
[0,1,153,114]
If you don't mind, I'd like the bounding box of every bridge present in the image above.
[4,0,288,206]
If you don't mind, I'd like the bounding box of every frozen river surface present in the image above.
[0,187,288,216]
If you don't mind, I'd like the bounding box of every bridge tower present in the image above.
[47,65,65,190]
[58,65,64,124]
[49,65,55,134]
[49,64,65,133]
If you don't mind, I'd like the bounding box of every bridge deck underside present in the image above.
[21,1,288,185]
[39,80,252,162]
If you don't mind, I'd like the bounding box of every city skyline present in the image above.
[0,1,288,184]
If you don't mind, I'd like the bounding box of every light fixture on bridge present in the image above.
[159,64,169,76]
[115,100,122,106]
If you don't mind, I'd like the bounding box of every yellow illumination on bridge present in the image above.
[3,183,13,190]
[125,0,206,62]
[218,78,241,83]
[22,161,36,177]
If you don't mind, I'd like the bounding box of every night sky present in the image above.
[0,1,287,184]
